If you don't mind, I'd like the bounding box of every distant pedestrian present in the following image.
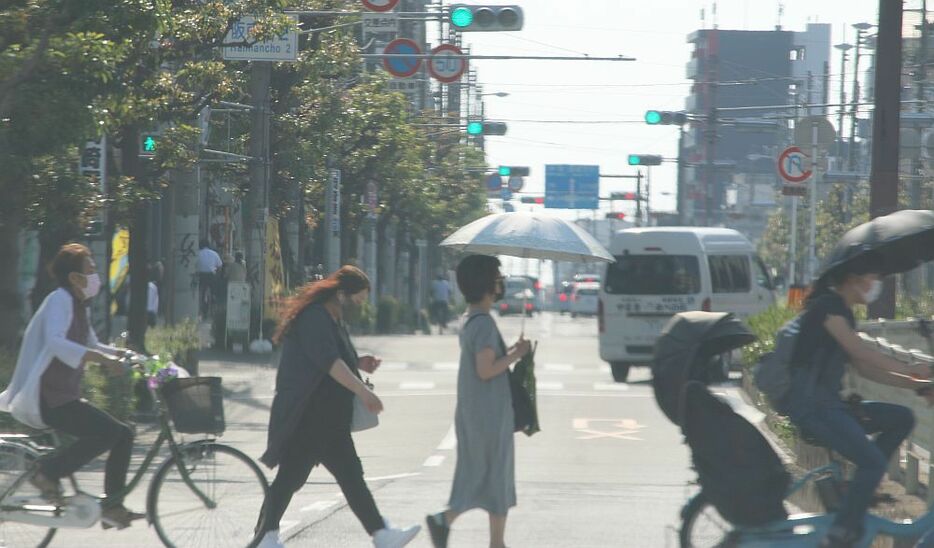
[430,272,452,334]
[196,240,222,317]
[254,266,421,548]
[147,280,159,328]
[426,255,531,548]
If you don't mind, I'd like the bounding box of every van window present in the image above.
[709,255,751,293]
[604,255,701,295]
[754,256,774,289]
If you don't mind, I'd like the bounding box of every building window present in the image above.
[790,47,806,61]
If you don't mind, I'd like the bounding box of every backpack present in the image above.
[683,381,789,527]
[753,314,803,414]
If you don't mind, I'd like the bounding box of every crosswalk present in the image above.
[377,361,611,374]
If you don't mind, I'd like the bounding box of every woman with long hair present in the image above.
[426,255,531,548]
[254,266,420,548]
[784,255,934,547]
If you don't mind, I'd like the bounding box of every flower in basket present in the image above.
[136,355,183,389]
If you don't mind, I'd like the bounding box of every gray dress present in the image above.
[448,310,516,515]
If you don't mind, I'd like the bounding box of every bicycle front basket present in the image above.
[160,377,225,435]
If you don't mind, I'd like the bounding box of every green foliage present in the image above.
[145,319,200,362]
[740,304,798,370]
[376,296,401,334]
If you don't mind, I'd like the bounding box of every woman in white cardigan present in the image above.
[0,243,144,530]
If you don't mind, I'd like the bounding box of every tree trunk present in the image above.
[0,207,23,351]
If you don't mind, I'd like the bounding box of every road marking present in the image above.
[300,500,338,513]
[593,382,630,391]
[423,455,445,467]
[438,425,457,450]
[537,381,565,391]
[366,472,421,481]
[573,418,647,441]
[543,363,574,372]
[380,362,409,372]
[433,362,459,371]
[399,381,436,391]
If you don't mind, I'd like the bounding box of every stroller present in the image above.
[652,311,791,545]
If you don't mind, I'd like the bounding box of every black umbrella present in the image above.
[820,209,934,280]
[652,311,756,425]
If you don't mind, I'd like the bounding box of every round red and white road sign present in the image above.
[361,0,399,12]
[428,44,467,84]
[777,146,812,183]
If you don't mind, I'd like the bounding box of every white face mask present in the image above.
[81,273,102,299]
[861,279,883,304]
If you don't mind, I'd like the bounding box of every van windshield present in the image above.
[604,255,701,295]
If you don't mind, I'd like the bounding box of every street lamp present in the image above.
[848,23,874,176]
[474,89,510,151]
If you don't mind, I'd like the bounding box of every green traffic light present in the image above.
[451,7,474,28]
[467,122,483,135]
[644,110,662,125]
[627,155,640,166]
[498,166,511,176]
[143,135,157,152]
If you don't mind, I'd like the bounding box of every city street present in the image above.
[45,312,753,547]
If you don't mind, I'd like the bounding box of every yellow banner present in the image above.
[109,229,130,314]
[265,218,286,320]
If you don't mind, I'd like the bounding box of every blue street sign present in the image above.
[544,165,600,209]
[486,173,503,192]
[500,186,513,202]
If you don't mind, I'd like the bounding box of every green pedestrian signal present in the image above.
[451,6,474,28]
[467,122,483,135]
[144,137,156,152]
[139,132,160,156]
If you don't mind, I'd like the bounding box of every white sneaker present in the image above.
[372,524,421,548]
[257,530,285,548]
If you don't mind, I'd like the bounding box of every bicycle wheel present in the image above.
[148,442,268,548]
[680,492,732,548]
[0,442,56,548]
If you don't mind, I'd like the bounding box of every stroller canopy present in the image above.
[652,311,756,425]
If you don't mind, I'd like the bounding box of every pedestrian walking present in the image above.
[430,272,452,334]
[254,265,421,548]
[782,253,934,547]
[426,255,531,548]
[0,243,144,529]
[196,239,222,317]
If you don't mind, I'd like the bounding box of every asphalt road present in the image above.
[25,312,749,547]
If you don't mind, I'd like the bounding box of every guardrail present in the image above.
[846,318,934,504]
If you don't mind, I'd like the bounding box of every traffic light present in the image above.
[627,154,663,166]
[450,5,524,32]
[466,121,508,136]
[605,212,627,220]
[645,110,687,126]
[520,196,544,204]
[498,166,530,177]
[139,132,160,156]
[610,192,638,201]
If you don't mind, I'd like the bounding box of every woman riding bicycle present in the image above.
[785,253,934,547]
[0,243,143,530]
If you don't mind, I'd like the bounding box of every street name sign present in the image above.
[223,15,298,62]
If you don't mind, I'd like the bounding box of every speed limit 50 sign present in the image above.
[428,44,467,83]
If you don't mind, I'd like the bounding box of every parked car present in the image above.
[598,227,776,383]
[570,282,600,317]
[574,273,602,284]
[499,276,537,316]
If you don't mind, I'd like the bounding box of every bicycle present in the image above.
[0,357,269,547]
[679,445,934,547]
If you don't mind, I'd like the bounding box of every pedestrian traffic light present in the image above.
[466,121,508,136]
[627,154,663,166]
[139,132,160,156]
[520,196,544,204]
[499,166,530,177]
[450,5,524,32]
[610,192,638,201]
[605,212,627,220]
[644,110,687,126]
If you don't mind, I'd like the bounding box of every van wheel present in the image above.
[610,362,630,383]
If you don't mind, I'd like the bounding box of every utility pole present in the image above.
[704,53,719,227]
[676,123,688,225]
[244,62,272,340]
[868,0,904,319]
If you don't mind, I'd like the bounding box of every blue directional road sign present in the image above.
[545,165,600,209]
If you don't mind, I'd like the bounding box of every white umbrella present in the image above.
[439,212,615,263]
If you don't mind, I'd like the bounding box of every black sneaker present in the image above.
[29,471,63,503]
[425,513,449,548]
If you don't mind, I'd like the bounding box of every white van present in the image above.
[598,227,776,382]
